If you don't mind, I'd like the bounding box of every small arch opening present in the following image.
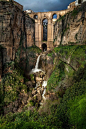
[42,43,47,52]
[34,15,38,19]
[52,14,57,19]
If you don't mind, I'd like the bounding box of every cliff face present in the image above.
[53,2,86,46]
[39,45,86,97]
[0,1,35,60]
[0,1,35,78]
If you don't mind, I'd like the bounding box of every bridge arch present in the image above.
[28,10,68,50]
[34,15,38,19]
[42,18,48,41]
[52,13,57,19]
[42,43,47,52]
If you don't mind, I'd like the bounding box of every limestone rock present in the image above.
[54,2,86,46]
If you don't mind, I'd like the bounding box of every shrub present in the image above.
[68,94,86,129]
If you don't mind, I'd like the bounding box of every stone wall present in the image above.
[53,2,86,46]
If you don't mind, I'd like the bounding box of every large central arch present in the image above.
[42,18,48,41]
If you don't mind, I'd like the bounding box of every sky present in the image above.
[15,0,75,12]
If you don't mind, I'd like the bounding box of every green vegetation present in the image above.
[0,1,86,128]
[47,51,54,57]
[62,27,70,35]
[54,45,76,59]
[0,45,86,128]
[30,74,34,81]
[0,68,27,105]
[47,45,86,92]
[57,15,66,22]
[1,72,86,129]
[71,8,79,17]
[47,61,65,91]
[27,45,42,54]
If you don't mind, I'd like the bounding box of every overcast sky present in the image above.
[15,0,75,12]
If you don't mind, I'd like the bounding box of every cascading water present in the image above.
[29,55,42,74]
[42,81,47,100]
[34,55,41,70]
[30,54,47,103]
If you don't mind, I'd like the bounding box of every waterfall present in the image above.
[42,81,47,100]
[42,81,47,88]
[29,54,47,104]
[29,55,42,74]
[35,55,40,69]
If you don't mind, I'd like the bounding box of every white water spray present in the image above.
[42,81,47,100]
[29,54,47,101]
[35,55,40,69]
[29,55,42,74]
[42,81,47,88]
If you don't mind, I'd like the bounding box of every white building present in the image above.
[26,10,34,14]
[75,0,86,6]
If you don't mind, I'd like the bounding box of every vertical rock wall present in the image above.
[53,2,86,46]
[0,1,35,77]
[25,15,35,47]
[0,1,35,59]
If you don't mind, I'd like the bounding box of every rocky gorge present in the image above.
[0,1,86,129]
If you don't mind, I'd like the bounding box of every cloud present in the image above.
[15,0,75,12]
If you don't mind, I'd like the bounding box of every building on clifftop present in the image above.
[75,0,86,6]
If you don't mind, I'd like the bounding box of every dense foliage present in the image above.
[27,45,42,54]
[47,45,86,91]
[0,45,86,128]
[0,72,86,128]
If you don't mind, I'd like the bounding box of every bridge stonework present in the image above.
[28,9,71,50]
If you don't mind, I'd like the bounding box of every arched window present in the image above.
[34,15,38,19]
[52,14,57,19]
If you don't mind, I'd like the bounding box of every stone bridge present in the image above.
[27,10,70,51]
